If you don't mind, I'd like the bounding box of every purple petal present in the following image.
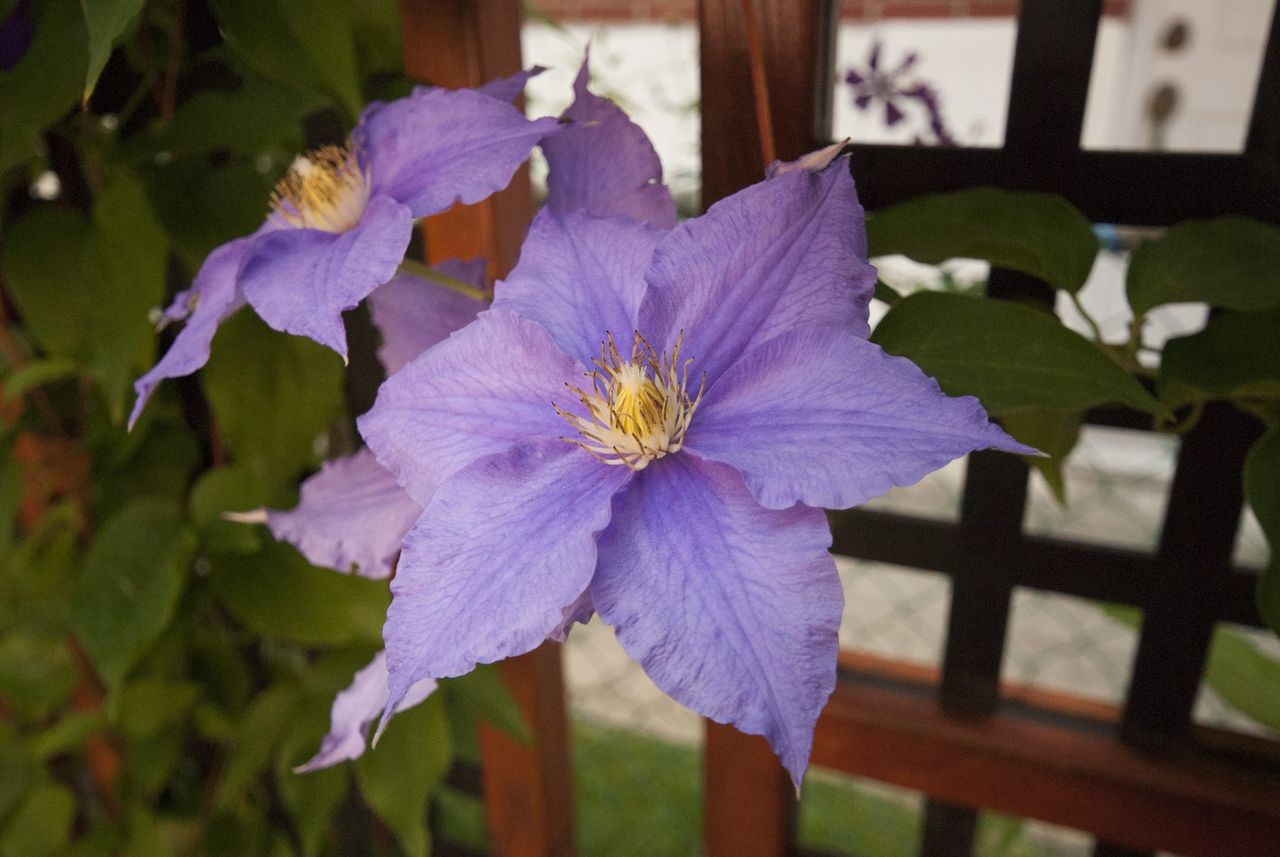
[263,447,422,579]
[640,158,875,385]
[476,67,544,103]
[357,307,583,507]
[382,440,629,709]
[240,195,412,358]
[686,327,1037,511]
[358,87,560,217]
[854,93,873,110]
[844,68,865,87]
[868,40,882,71]
[295,650,437,772]
[549,588,595,642]
[766,141,848,179]
[369,260,487,375]
[129,234,258,429]
[542,55,677,229]
[493,209,662,365]
[592,454,840,786]
[884,99,905,127]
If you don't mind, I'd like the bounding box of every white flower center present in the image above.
[269,143,370,233]
[556,332,703,470]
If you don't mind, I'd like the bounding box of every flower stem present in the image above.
[396,258,489,302]
[1069,292,1106,344]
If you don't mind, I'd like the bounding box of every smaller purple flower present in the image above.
[130,75,559,428]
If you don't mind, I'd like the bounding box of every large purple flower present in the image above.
[129,74,559,428]
[359,149,1034,783]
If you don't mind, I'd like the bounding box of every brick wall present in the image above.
[530,0,1130,23]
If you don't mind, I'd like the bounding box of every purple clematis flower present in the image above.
[358,146,1034,783]
[129,73,559,429]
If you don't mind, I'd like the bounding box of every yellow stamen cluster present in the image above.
[269,142,370,233]
[556,332,704,470]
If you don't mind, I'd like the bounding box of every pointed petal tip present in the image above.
[223,509,269,525]
[766,140,851,178]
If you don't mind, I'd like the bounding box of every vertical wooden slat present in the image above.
[1120,403,1260,754]
[477,645,578,857]
[698,3,830,854]
[704,722,793,857]
[699,0,832,206]
[398,6,576,856]
[398,0,535,281]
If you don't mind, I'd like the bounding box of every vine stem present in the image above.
[396,258,490,302]
[1068,291,1106,344]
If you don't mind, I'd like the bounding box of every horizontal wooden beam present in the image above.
[814,652,1280,857]
[827,508,1264,628]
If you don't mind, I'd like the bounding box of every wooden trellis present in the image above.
[401,1,1280,855]
[702,2,1280,856]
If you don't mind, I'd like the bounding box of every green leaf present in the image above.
[0,732,38,821]
[142,159,275,268]
[71,500,194,698]
[274,695,349,857]
[870,293,1168,417]
[872,280,901,306]
[997,407,1083,504]
[0,783,75,857]
[866,188,1098,293]
[0,0,86,174]
[146,80,319,158]
[1,357,78,404]
[0,635,77,722]
[443,664,530,745]
[2,207,103,358]
[118,679,200,737]
[1,172,167,422]
[201,313,344,487]
[1203,628,1280,730]
[1159,309,1280,409]
[27,710,107,760]
[92,170,170,420]
[189,467,271,554]
[215,684,300,810]
[1127,217,1280,316]
[357,694,451,857]
[210,0,363,120]
[1245,428,1280,635]
[79,0,146,100]
[91,418,201,516]
[209,542,388,647]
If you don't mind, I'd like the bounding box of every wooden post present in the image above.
[398,4,577,855]
[698,2,832,854]
[398,0,537,281]
[704,722,793,857]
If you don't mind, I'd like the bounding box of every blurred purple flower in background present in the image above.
[845,39,955,145]
[358,145,1032,784]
